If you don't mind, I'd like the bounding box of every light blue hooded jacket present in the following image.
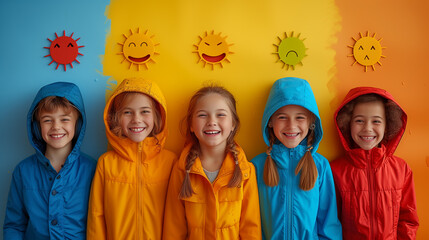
[3,82,96,240]
[251,77,342,240]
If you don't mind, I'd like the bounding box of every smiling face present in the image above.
[350,101,386,150]
[44,31,84,71]
[118,28,159,70]
[123,33,154,64]
[194,31,233,69]
[191,93,235,152]
[119,93,155,143]
[39,107,78,152]
[269,105,312,149]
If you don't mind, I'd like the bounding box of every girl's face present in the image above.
[269,105,312,149]
[119,93,155,143]
[350,101,386,150]
[191,93,235,151]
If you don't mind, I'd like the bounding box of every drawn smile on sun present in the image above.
[348,31,386,72]
[273,31,307,70]
[194,31,233,70]
[117,28,159,71]
[44,31,84,71]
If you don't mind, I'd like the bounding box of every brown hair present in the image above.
[107,92,163,140]
[34,96,80,121]
[179,86,242,198]
[263,112,318,191]
[336,93,403,148]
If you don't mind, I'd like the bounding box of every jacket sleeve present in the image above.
[87,157,107,240]
[316,159,343,240]
[163,162,188,240]
[3,167,27,240]
[239,164,262,240]
[397,164,419,240]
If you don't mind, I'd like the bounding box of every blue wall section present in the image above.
[0,1,110,237]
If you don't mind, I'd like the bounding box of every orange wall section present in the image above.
[333,1,429,238]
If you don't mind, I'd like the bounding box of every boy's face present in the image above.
[39,107,78,151]
[350,101,386,150]
[269,105,312,149]
[119,93,155,143]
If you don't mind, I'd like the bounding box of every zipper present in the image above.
[287,150,293,240]
[366,151,376,239]
[137,142,143,240]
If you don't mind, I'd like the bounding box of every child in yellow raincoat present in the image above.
[87,78,177,240]
[163,85,261,240]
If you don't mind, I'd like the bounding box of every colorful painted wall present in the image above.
[0,0,428,238]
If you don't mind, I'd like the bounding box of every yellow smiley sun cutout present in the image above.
[117,28,159,71]
[194,30,234,70]
[273,31,307,70]
[348,31,386,72]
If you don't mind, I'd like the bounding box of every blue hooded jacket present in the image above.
[3,82,96,240]
[251,77,342,239]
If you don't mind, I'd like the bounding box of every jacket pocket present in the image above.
[218,186,243,228]
[181,192,206,229]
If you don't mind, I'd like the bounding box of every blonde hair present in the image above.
[263,112,318,191]
[336,93,403,148]
[107,92,163,140]
[179,86,242,198]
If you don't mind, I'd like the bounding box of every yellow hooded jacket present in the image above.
[87,78,177,240]
[163,144,262,240]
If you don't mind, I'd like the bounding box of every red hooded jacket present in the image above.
[330,87,419,239]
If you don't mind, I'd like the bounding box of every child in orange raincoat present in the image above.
[87,78,177,239]
[163,85,261,240]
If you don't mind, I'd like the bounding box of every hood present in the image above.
[334,87,407,158]
[261,77,323,153]
[104,78,168,160]
[28,81,86,162]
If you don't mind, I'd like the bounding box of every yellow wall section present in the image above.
[103,0,341,161]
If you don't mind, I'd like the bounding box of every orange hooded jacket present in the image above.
[163,144,262,240]
[87,78,177,240]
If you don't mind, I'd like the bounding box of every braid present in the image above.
[295,126,318,191]
[227,142,242,188]
[263,130,279,187]
[179,144,199,198]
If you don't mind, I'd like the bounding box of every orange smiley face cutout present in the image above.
[118,28,159,70]
[194,31,233,70]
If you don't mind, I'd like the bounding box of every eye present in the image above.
[67,43,74,47]
[142,110,151,114]
[358,45,363,50]
[128,42,136,47]
[140,42,148,47]
[42,119,52,123]
[61,118,71,122]
[296,116,306,120]
[204,42,210,46]
[371,46,375,50]
[54,44,60,48]
[354,119,364,124]
[277,115,287,120]
[217,113,227,117]
[123,110,132,115]
[197,113,207,118]
[373,120,382,124]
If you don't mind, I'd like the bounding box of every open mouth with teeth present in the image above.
[283,133,299,137]
[360,136,376,141]
[129,127,146,133]
[204,130,221,135]
[50,134,66,139]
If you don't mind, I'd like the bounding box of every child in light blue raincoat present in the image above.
[251,77,342,239]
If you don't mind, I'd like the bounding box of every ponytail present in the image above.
[179,144,199,198]
[263,130,280,187]
[227,142,242,188]
[294,125,318,191]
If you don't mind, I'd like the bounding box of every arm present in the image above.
[162,163,188,240]
[3,167,27,240]
[397,165,419,240]
[239,164,262,240]
[317,160,342,240]
[86,157,107,240]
